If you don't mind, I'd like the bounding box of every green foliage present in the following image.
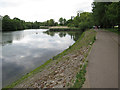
[2,15,26,31]
[59,17,67,26]
[66,12,94,30]
[72,62,87,88]
[78,21,88,30]
[106,2,119,27]
[32,21,40,29]
[59,17,64,26]
[2,15,58,31]
[92,2,120,29]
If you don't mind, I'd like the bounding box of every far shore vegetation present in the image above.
[2,2,119,32]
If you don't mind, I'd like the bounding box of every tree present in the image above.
[13,17,23,30]
[66,12,93,30]
[92,2,119,29]
[63,18,66,25]
[66,19,74,27]
[0,15,2,31]
[92,2,114,28]
[49,19,55,26]
[78,12,93,30]
[59,17,64,26]
[2,15,13,31]
[106,2,120,29]
[32,21,40,29]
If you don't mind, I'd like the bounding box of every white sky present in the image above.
[0,0,93,22]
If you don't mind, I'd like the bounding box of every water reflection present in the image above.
[44,30,82,41]
[2,29,82,87]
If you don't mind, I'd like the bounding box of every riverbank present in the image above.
[49,26,80,31]
[5,29,96,89]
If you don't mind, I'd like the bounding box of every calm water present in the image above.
[1,29,82,87]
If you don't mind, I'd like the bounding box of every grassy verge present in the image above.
[103,28,120,35]
[4,29,96,89]
[71,61,88,88]
[71,30,96,88]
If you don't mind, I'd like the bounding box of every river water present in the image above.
[1,29,82,87]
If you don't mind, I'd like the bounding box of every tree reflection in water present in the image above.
[44,30,83,41]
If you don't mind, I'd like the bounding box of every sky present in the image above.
[0,0,93,22]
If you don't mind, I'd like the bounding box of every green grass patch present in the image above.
[72,61,88,88]
[103,28,120,35]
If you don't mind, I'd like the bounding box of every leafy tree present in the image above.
[49,19,55,26]
[106,2,120,29]
[2,15,12,31]
[92,2,112,28]
[25,22,33,29]
[32,21,40,29]
[59,17,64,26]
[0,15,2,31]
[66,12,94,30]
[63,18,67,25]
[92,2,119,29]
[66,19,74,27]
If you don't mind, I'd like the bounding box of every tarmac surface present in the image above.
[87,30,118,88]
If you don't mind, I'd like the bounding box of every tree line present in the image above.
[65,2,119,30]
[2,15,59,31]
[92,2,120,29]
[2,2,119,31]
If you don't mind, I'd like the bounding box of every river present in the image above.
[1,29,82,87]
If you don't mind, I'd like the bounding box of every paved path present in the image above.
[87,30,118,88]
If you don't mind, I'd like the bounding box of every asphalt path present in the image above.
[87,30,118,88]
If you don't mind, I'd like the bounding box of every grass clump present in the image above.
[72,61,88,88]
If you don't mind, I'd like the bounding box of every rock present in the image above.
[53,85,63,88]
[58,79,62,81]
[90,42,92,45]
[43,82,46,85]
[74,57,77,60]
[58,81,62,84]
[60,73,64,76]
[55,71,58,73]
[80,57,83,61]
[51,80,55,83]
[34,82,38,86]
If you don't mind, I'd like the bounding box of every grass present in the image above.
[103,28,120,35]
[71,30,96,88]
[3,29,96,89]
[72,61,88,88]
